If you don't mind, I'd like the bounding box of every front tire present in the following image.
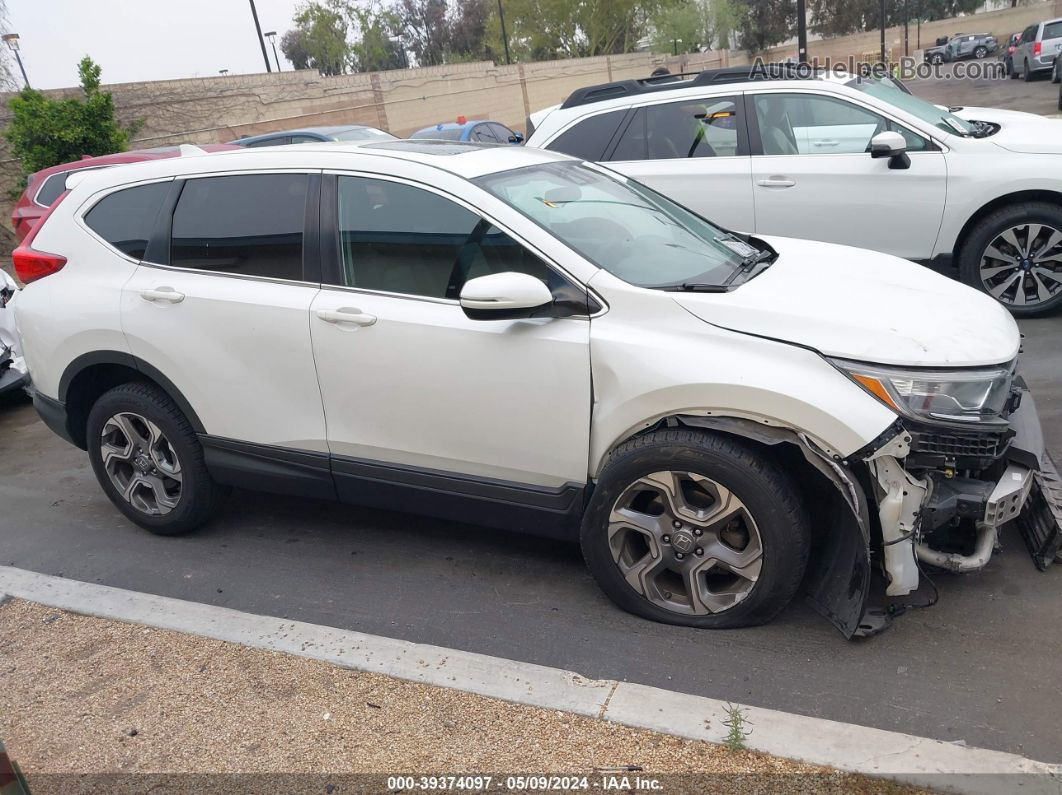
[957,202,1062,317]
[87,382,225,535]
[581,429,810,629]
[974,46,987,59]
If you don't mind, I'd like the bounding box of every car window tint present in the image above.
[85,181,171,260]
[635,96,741,159]
[410,126,465,140]
[336,176,556,299]
[755,94,891,156]
[289,134,322,143]
[545,109,627,160]
[170,174,307,280]
[489,123,516,142]
[39,167,105,206]
[1043,21,1062,40]
[472,125,499,143]
[246,136,289,147]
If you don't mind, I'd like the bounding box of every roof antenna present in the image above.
[178,144,208,157]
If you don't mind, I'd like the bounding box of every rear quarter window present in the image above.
[84,181,171,260]
[1042,21,1062,40]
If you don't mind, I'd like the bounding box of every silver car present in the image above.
[1012,17,1062,81]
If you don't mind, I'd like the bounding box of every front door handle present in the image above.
[756,177,796,188]
[316,308,377,327]
[812,139,839,147]
[140,288,185,304]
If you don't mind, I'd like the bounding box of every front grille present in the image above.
[910,429,1011,459]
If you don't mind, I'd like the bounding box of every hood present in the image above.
[955,107,1062,154]
[673,237,1020,368]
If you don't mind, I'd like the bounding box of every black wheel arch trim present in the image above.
[58,351,207,435]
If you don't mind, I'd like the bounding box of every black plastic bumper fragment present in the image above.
[1017,453,1062,571]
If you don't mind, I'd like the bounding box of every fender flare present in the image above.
[58,350,206,435]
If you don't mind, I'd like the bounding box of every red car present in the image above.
[10,144,240,242]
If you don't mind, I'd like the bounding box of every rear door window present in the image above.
[612,96,743,160]
[169,174,308,281]
[544,109,628,160]
[84,181,171,260]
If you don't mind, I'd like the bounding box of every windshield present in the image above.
[475,161,750,289]
[847,78,976,136]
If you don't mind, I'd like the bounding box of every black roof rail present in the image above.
[558,63,821,110]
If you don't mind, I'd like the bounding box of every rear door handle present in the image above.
[316,308,377,327]
[140,288,185,304]
[756,177,796,188]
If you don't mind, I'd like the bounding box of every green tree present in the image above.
[809,0,982,37]
[348,3,407,71]
[399,0,451,66]
[732,0,793,53]
[282,1,351,75]
[650,1,707,53]
[5,56,131,177]
[448,0,492,61]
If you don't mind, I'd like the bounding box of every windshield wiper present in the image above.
[662,282,730,292]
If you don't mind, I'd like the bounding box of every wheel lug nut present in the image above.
[672,520,682,529]
[662,535,671,544]
[675,552,685,560]
[695,547,704,556]
[693,528,702,536]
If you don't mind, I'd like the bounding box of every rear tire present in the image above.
[974,46,987,59]
[1024,59,1033,81]
[1053,59,1062,84]
[957,202,1062,317]
[87,381,225,535]
[580,429,810,630]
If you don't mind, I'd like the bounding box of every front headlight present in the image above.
[831,358,1013,425]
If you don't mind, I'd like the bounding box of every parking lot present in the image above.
[2,70,1062,766]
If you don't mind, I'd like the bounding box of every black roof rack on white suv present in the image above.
[558,63,821,110]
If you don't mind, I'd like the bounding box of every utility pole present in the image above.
[248,0,272,73]
[879,0,887,63]
[796,0,808,65]
[497,0,511,65]
[903,0,909,57]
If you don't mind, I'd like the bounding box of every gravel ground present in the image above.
[0,599,920,794]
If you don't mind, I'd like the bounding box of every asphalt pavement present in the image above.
[1,314,1060,762]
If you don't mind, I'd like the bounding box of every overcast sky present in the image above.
[8,0,305,89]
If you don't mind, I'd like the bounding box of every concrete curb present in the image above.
[1,566,1059,794]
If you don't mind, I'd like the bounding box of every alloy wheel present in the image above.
[979,223,1062,308]
[100,412,183,515]
[607,471,763,615]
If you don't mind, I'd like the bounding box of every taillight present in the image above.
[12,192,67,284]
[1034,41,1042,56]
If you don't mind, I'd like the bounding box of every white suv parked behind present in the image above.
[526,67,1062,315]
[13,141,1062,638]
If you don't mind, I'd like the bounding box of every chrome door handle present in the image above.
[756,177,796,188]
[316,308,377,327]
[140,288,185,304]
[812,139,839,147]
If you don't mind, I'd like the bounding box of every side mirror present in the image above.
[870,131,910,170]
[508,132,525,144]
[460,272,553,320]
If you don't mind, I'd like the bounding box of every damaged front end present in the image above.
[832,373,1062,638]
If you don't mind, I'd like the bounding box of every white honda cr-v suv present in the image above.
[13,141,1062,638]
[526,66,1062,315]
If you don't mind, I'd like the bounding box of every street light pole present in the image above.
[247,0,272,73]
[264,31,282,71]
[497,0,511,65]
[2,34,30,88]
